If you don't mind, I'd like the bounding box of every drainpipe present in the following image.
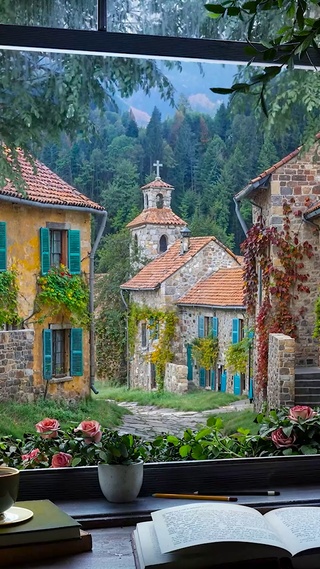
[89,211,108,394]
[0,194,108,395]
[120,288,130,389]
[233,197,248,236]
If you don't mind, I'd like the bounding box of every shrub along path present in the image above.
[111,399,253,439]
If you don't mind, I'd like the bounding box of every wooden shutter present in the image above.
[199,367,205,388]
[70,328,83,376]
[221,370,227,392]
[68,230,81,274]
[210,369,216,390]
[233,373,241,395]
[42,329,52,380]
[212,317,218,338]
[40,227,50,276]
[0,222,6,272]
[232,318,239,344]
[186,344,193,381]
[198,315,204,338]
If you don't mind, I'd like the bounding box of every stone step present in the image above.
[294,394,320,405]
[295,386,320,394]
[295,379,320,388]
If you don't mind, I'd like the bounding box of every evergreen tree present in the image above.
[144,107,163,175]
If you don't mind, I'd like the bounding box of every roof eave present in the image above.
[234,174,271,202]
[304,208,320,221]
[120,284,161,292]
[176,302,245,309]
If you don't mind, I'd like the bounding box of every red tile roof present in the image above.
[2,151,105,211]
[126,207,185,228]
[141,179,173,190]
[121,237,239,290]
[177,267,244,307]
[305,201,320,216]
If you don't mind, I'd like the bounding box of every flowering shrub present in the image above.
[36,264,89,327]
[1,406,320,469]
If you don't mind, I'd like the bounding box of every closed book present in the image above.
[0,529,92,567]
[0,500,81,547]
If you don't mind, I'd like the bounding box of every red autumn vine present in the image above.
[241,199,313,392]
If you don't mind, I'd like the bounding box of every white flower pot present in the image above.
[97,460,144,503]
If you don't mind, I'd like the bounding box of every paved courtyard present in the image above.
[113,399,253,438]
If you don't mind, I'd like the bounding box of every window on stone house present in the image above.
[204,316,211,336]
[159,235,168,253]
[141,322,147,348]
[50,229,67,267]
[150,363,156,389]
[52,329,68,376]
[156,193,164,209]
[40,227,81,275]
[43,327,83,380]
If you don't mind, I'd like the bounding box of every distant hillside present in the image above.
[121,61,237,125]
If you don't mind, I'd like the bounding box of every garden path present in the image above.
[110,399,253,438]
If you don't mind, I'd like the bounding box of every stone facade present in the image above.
[131,224,183,261]
[267,333,295,410]
[164,363,188,393]
[0,330,36,403]
[250,146,320,367]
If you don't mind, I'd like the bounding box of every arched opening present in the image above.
[159,234,168,253]
[156,193,164,209]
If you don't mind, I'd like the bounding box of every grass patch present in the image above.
[94,383,245,412]
[213,410,259,435]
[0,398,127,439]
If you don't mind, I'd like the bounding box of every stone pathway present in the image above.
[111,399,253,438]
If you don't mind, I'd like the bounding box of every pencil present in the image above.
[152,493,238,502]
[201,491,280,496]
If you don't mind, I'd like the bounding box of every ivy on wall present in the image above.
[242,200,313,392]
[35,264,90,328]
[191,336,219,370]
[0,268,19,327]
[128,303,178,390]
[225,331,253,375]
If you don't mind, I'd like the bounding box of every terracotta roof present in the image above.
[126,207,185,229]
[235,134,320,201]
[177,267,244,307]
[121,237,217,290]
[305,200,320,217]
[1,150,105,211]
[141,178,173,190]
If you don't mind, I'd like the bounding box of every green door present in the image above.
[186,344,193,381]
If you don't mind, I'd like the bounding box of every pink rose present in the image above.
[35,418,60,439]
[288,405,317,422]
[51,452,72,468]
[74,420,102,443]
[21,448,40,462]
[271,428,296,449]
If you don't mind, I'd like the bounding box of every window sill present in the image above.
[50,376,73,384]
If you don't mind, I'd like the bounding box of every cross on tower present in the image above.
[153,160,163,179]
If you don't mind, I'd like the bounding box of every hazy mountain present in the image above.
[121,61,237,125]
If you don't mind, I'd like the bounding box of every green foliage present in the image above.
[128,304,177,390]
[225,331,253,375]
[4,404,320,468]
[313,295,320,339]
[0,268,19,327]
[191,336,219,371]
[35,264,89,328]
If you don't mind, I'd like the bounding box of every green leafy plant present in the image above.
[191,336,219,370]
[225,331,253,375]
[35,264,89,327]
[0,268,19,327]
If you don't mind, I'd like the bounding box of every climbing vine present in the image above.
[0,267,19,327]
[128,303,178,390]
[225,331,253,375]
[242,200,313,392]
[191,336,219,370]
[35,264,90,328]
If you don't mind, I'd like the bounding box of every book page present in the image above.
[265,506,320,557]
[151,502,288,555]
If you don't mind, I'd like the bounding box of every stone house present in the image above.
[0,151,106,403]
[176,266,246,394]
[121,183,243,392]
[234,138,320,408]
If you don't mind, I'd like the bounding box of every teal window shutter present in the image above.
[42,329,52,380]
[211,369,216,390]
[70,328,83,376]
[40,227,50,276]
[68,230,81,274]
[212,317,218,338]
[0,222,7,272]
[199,367,205,388]
[198,315,204,338]
[232,318,239,344]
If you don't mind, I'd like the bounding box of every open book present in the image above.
[132,502,320,569]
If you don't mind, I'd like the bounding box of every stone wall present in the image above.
[164,363,188,393]
[132,225,183,261]
[267,333,295,410]
[0,330,37,403]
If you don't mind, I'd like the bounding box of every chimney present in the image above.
[180,226,191,254]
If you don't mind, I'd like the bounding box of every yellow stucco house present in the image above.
[0,151,106,403]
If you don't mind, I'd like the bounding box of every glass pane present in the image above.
[0,0,97,30]
[107,0,291,42]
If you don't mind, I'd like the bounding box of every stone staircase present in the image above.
[295,367,320,407]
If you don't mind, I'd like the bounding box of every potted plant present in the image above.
[97,430,145,503]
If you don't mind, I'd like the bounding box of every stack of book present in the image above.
[0,499,92,567]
